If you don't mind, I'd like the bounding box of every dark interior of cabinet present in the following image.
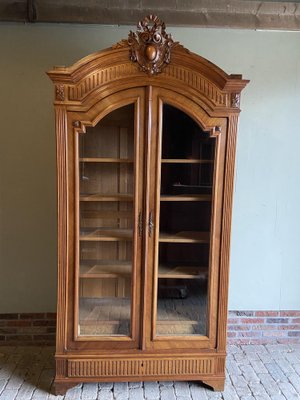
[156,104,216,336]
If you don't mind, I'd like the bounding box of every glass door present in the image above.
[156,104,214,337]
[146,89,225,350]
[75,102,142,342]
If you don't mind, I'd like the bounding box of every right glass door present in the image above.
[155,104,215,337]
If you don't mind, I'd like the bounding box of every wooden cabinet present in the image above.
[47,15,248,395]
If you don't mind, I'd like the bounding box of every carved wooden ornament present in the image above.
[128,15,176,75]
[55,84,65,101]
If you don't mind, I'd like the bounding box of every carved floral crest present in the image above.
[128,15,176,75]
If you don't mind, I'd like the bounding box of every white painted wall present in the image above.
[0,23,299,312]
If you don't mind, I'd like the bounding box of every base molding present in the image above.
[53,354,225,394]
[202,378,225,391]
[67,356,217,378]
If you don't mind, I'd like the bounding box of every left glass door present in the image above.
[76,103,139,339]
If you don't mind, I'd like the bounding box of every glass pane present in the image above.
[78,104,135,337]
[156,104,215,336]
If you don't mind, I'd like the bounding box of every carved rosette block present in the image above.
[55,84,65,101]
[128,15,176,75]
[231,93,240,108]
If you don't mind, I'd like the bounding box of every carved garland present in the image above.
[128,15,176,75]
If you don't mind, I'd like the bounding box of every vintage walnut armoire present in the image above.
[48,15,248,394]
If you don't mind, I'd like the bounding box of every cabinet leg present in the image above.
[201,377,225,391]
[53,381,78,396]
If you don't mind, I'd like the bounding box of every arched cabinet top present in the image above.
[47,15,248,115]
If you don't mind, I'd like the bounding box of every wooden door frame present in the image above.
[64,88,146,351]
[143,86,228,351]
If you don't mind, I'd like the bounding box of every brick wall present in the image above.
[228,311,300,345]
[0,313,56,345]
[0,311,299,345]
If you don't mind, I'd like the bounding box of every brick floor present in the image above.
[1,344,300,399]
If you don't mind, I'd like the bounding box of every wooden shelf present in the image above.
[80,262,207,280]
[80,261,132,278]
[81,210,132,219]
[159,231,210,243]
[161,194,211,202]
[79,158,133,163]
[80,228,132,241]
[158,265,208,279]
[161,159,213,164]
[80,193,133,202]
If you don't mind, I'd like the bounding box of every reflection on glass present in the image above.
[78,104,135,336]
[156,104,215,336]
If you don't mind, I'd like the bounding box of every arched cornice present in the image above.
[47,16,248,113]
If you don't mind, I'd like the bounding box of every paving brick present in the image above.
[229,376,251,397]
[189,383,208,400]
[81,382,99,399]
[234,353,251,364]
[99,382,113,390]
[159,386,176,400]
[98,389,113,400]
[249,360,268,374]
[31,387,50,400]
[159,381,173,387]
[293,363,300,374]
[248,381,268,396]
[239,364,260,383]
[205,392,222,399]
[6,372,25,390]
[174,381,190,397]
[278,381,299,399]
[113,382,129,399]
[264,362,289,383]
[227,345,243,354]
[128,387,144,400]
[222,381,239,400]
[15,382,36,399]
[257,373,281,396]
[129,382,142,388]
[0,364,16,380]
[143,381,159,399]
[266,344,290,353]
[288,372,300,393]
[64,386,82,400]
[242,345,268,354]
[0,379,8,392]
[0,389,18,400]
[275,357,295,375]
[226,360,241,376]
[270,395,287,400]
[284,351,300,364]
